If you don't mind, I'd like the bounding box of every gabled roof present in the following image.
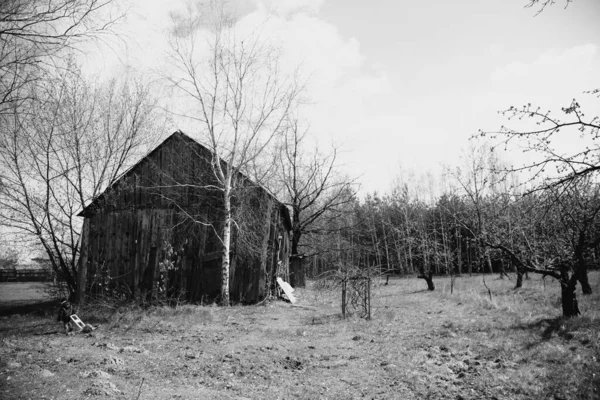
[78,131,287,222]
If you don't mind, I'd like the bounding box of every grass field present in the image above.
[0,282,53,303]
[1,273,599,399]
[0,282,56,318]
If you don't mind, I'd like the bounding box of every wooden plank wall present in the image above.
[81,132,291,304]
[84,206,288,303]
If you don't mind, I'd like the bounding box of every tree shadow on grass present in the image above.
[0,321,60,335]
[407,289,431,294]
[513,316,596,349]
[308,313,343,325]
[524,317,564,343]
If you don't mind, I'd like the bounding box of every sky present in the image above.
[84,0,600,195]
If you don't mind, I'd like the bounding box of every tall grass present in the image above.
[78,299,217,332]
[436,271,600,326]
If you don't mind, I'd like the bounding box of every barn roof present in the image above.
[78,130,290,227]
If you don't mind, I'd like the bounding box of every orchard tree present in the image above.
[475,0,599,318]
[546,179,600,295]
[489,0,599,188]
[484,187,593,317]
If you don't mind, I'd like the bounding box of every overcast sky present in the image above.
[85,0,600,194]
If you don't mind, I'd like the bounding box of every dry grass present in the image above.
[1,272,599,399]
[437,272,600,321]
[433,272,600,400]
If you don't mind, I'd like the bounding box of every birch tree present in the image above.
[166,1,301,305]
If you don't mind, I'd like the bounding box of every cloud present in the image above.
[233,5,392,128]
[80,0,392,190]
[231,4,393,191]
[253,0,324,16]
[88,0,389,111]
[491,44,599,97]
[481,44,600,177]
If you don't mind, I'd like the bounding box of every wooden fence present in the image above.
[0,266,53,282]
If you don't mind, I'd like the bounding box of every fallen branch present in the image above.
[136,378,145,400]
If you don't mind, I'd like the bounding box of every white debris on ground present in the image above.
[276,277,297,304]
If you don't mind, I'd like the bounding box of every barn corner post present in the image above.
[257,197,274,301]
[76,217,90,305]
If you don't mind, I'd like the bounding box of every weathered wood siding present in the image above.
[80,132,290,304]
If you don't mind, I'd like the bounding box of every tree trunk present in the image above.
[40,236,78,299]
[291,204,301,256]
[575,233,592,294]
[456,229,462,275]
[394,230,404,274]
[511,252,523,289]
[515,268,523,289]
[381,221,391,273]
[221,186,232,306]
[561,273,581,317]
[418,270,435,291]
[291,228,301,256]
[498,258,509,279]
[578,270,592,295]
[467,240,472,276]
[486,249,493,275]
[371,217,381,268]
[404,207,414,273]
[439,213,450,275]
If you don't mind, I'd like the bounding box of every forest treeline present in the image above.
[308,181,598,280]
[299,146,599,317]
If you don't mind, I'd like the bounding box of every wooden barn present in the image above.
[77,131,292,304]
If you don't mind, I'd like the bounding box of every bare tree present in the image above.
[165,1,302,305]
[546,179,600,295]
[451,143,502,275]
[482,0,598,189]
[484,190,590,317]
[471,0,598,317]
[483,99,600,190]
[0,0,120,115]
[276,119,357,257]
[525,0,573,14]
[0,64,161,298]
[477,99,600,314]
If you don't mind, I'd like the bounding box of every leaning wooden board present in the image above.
[276,277,297,304]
